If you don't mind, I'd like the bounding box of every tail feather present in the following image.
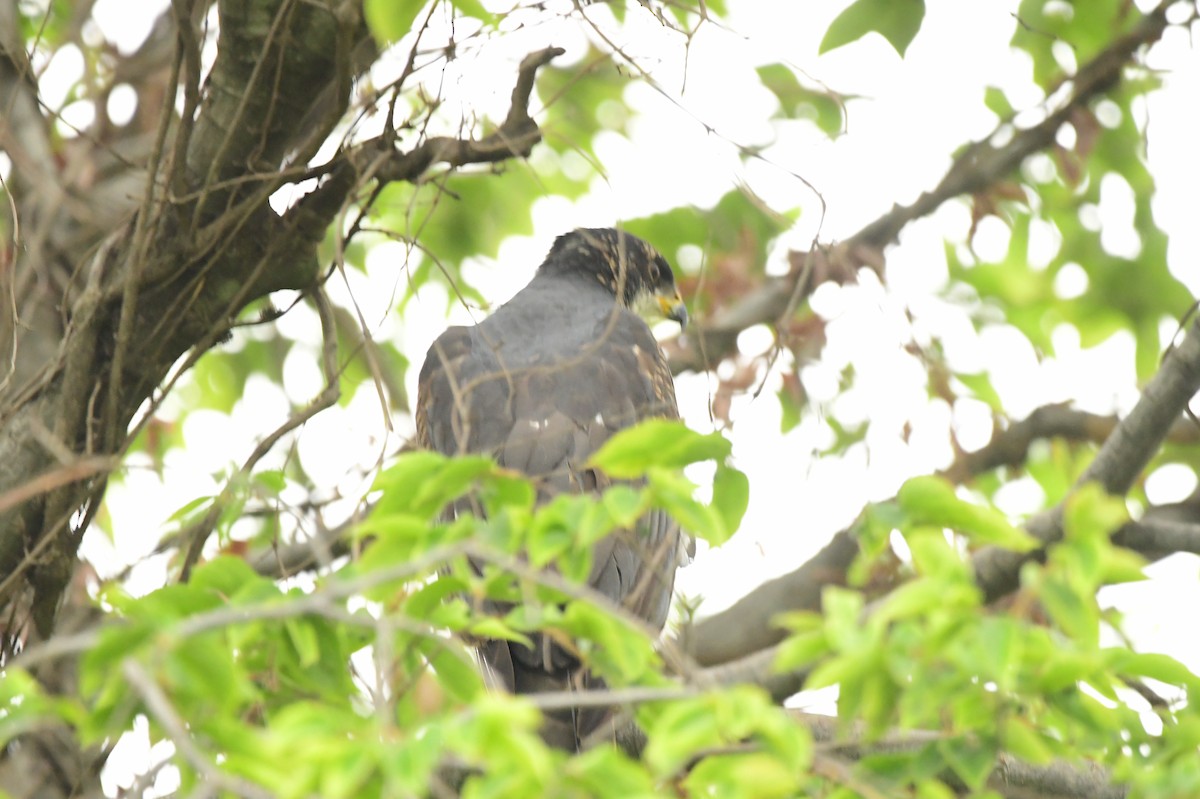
[478,638,616,751]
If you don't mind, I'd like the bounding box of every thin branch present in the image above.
[975,311,1200,601]
[666,0,1174,375]
[796,711,1126,799]
[179,287,341,580]
[122,659,276,799]
[286,46,564,232]
[1113,516,1200,556]
[14,541,473,671]
[684,526,857,667]
[690,311,1200,724]
[940,405,1200,484]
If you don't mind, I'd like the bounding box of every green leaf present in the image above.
[1035,649,1097,693]
[820,0,926,56]
[821,586,866,651]
[711,465,750,539]
[646,468,728,545]
[1002,718,1057,764]
[449,0,496,24]
[685,752,799,798]
[1107,650,1200,693]
[755,64,845,137]
[623,187,797,284]
[602,485,647,527]
[642,697,723,776]
[773,630,830,673]
[560,601,657,681]
[897,476,1040,551]
[565,747,657,797]
[189,555,267,600]
[363,0,425,43]
[1063,482,1128,544]
[285,618,321,667]
[805,650,878,693]
[1039,573,1099,649]
[589,420,731,478]
[876,577,977,624]
[938,736,995,789]
[405,576,468,619]
[467,616,532,647]
[426,643,485,703]
[371,452,496,519]
[955,372,1003,411]
[983,86,1014,119]
[905,528,970,580]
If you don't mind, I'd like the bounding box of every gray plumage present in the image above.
[415,228,688,749]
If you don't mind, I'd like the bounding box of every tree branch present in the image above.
[975,311,1200,600]
[940,405,1200,484]
[685,527,858,667]
[285,46,564,236]
[689,309,1200,681]
[666,0,1173,375]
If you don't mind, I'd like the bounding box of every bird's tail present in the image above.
[477,637,617,751]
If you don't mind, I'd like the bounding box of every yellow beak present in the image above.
[657,290,688,329]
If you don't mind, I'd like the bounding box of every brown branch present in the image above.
[1113,516,1200,557]
[975,311,1200,601]
[610,701,1124,799]
[797,712,1125,799]
[122,659,277,799]
[695,309,1200,726]
[178,287,341,580]
[286,46,565,235]
[686,527,858,667]
[940,405,1200,484]
[666,0,1173,375]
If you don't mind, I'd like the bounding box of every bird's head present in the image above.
[541,227,688,329]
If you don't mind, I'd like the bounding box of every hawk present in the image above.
[415,228,689,749]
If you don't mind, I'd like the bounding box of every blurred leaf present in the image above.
[623,187,797,278]
[646,467,729,545]
[686,752,799,798]
[756,64,845,136]
[449,0,496,24]
[643,696,722,776]
[711,464,750,540]
[938,736,994,789]
[773,628,830,673]
[539,50,631,160]
[955,372,1003,410]
[1063,482,1128,544]
[561,601,657,681]
[372,451,496,519]
[820,0,926,56]
[589,420,731,477]
[363,0,425,43]
[1002,718,1057,764]
[564,747,656,797]
[897,476,1039,551]
[1038,572,1100,650]
[1106,650,1200,694]
[984,85,1014,119]
[425,643,485,703]
[285,618,321,667]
